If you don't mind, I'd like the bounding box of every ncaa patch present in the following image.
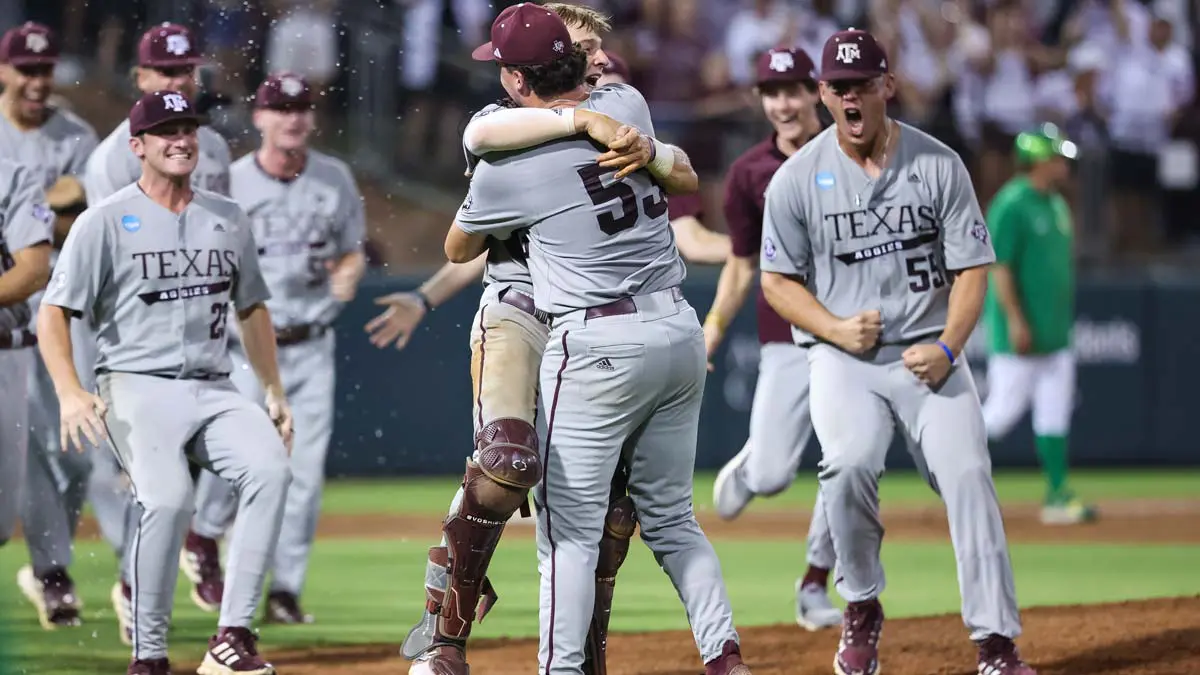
[815,172,835,190]
[970,219,989,244]
[763,236,777,261]
[121,215,141,233]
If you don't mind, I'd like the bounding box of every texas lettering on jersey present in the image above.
[760,123,995,346]
[132,247,238,306]
[43,184,269,378]
[825,203,939,264]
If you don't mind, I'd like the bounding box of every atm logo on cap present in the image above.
[836,43,860,64]
[769,51,794,72]
[162,93,188,112]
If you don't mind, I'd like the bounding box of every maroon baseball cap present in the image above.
[471,3,573,66]
[254,72,314,111]
[820,29,889,82]
[129,90,204,136]
[755,47,816,87]
[603,52,631,81]
[138,23,203,68]
[0,22,60,66]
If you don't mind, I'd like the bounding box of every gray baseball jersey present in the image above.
[455,84,685,314]
[84,120,232,203]
[463,104,535,299]
[760,123,995,347]
[0,159,54,331]
[0,108,98,190]
[41,184,269,378]
[228,150,365,327]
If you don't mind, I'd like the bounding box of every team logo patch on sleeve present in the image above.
[32,203,53,224]
[970,219,989,244]
[763,237,777,261]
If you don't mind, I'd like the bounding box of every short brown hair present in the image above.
[542,2,612,35]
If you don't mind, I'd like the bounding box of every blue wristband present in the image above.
[936,340,955,364]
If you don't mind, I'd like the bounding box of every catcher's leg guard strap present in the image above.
[432,419,541,645]
[583,495,638,675]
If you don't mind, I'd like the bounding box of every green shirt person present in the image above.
[981,123,1095,525]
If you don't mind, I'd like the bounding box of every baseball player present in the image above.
[375,5,672,673]
[0,22,100,631]
[183,72,367,625]
[0,158,54,549]
[758,30,1035,675]
[84,22,235,630]
[38,90,291,675]
[705,46,843,632]
[443,7,750,675]
[982,124,1094,526]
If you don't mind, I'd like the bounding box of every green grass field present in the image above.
[2,469,1197,674]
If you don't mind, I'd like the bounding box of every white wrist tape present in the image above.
[648,139,675,178]
[558,107,576,135]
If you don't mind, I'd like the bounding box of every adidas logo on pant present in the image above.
[595,358,615,371]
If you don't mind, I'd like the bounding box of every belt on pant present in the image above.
[0,329,36,349]
[499,289,550,325]
[582,286,684,320]
[275,323,327,347]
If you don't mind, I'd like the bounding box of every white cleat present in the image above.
[795,579,842,632]
[713,448,754,520]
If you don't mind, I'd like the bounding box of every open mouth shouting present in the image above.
[843,106,864,137]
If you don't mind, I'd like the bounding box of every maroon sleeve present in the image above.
[723,162,761,259]
[667,193,703,220]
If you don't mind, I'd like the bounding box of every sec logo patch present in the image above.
[121,215,141,232]
[763,237,777,261]
[815,172,835,190]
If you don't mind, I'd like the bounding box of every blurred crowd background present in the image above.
[5,0,1200,269]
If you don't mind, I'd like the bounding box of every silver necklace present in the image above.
[855,120,894,207]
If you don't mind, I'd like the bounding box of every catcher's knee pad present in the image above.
[584,495,639,675]
[426,419,541,646]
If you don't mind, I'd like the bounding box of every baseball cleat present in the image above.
[263,590,314,625]
[16,565,83,630]
[197,627,275,675]
[704,640,752,675]
[112,580,134,646]
[795,579,842,632]
[401,609,438,660]
[977,635,1037,675]
[408,644,469,675]
[128,657,173,675]
[180,532,225,613]
[834,599,883,675]
[1039,498,1097,526]
[713,448,753,520]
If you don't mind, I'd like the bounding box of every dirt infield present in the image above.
[202,596,1200,674]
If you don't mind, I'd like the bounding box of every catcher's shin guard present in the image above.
[582,494,638,675]
[423,418,541,650]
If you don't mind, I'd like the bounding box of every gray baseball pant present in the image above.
[535,289,740,674]
[97,371,290,661]
[191,332,336,596]
[0,348,32,545]
[808,343,1022,641]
